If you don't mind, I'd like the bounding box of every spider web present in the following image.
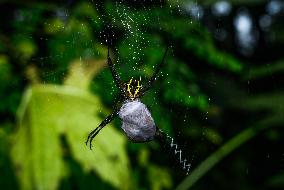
[103,0,197,175]
[29,0,204,176]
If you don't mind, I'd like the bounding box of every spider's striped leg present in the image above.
[86,108,119,150]
[107,46,126,98]
[140,46,169,97]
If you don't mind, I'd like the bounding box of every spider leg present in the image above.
[107,46,127,98]
[86,108,119,149]
[140,46,169,97]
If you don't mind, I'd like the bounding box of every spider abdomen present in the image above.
[118,100,156,143]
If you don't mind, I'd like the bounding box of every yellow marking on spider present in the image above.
[133,78,141,97]
[127,77,133,97]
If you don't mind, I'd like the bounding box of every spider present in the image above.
[86,45,169,149]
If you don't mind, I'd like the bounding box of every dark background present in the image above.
[0,0,283,190]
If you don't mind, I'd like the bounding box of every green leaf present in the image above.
[267,171,284,188]
[11,84,130,190]
[148,164,172,190]
[245,60,284,80]
[0,124,18,189]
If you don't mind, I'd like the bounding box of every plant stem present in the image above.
[176,123,266,190]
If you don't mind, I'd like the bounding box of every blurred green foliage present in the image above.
[0,0,283,190]
[12,84,130,190]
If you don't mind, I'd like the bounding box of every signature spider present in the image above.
[86,45,169,149]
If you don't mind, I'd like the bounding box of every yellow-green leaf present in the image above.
[11,84,130,190]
